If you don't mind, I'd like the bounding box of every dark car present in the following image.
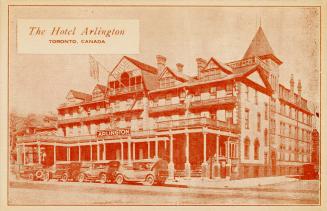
[302,163,319,180]
[77,160,121,183]
[45,161,84,182]
[114,159,169,186]
[18,163,46,181]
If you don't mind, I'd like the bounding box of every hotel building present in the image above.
[16,26,314,179]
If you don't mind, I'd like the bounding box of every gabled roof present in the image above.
[160,67,193,82]
[243,26,275,59]
[68,90,92,101]
[141,68,160,91]
[203,57,233,74]
[124,56,158,74]
[94,84,107,93]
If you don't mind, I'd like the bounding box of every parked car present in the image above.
[18,163,45,181]
[114,159,169,186]
[45,161,84,182]
[77,160,121,183]
[302,163,319,180]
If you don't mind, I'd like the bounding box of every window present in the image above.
[257,112,261,132]
[264,103,268,120]
[244,138,250,159]
[254,139,260,160]
[289,125,292,137]
[226,83,233,96]
[245,109,249,129]
[255,90,258,105]
[264,129,268,146]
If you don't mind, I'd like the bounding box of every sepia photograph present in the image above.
[5,3,322,206]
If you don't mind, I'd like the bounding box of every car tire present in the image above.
[28,173,34,181]
[78,173,85,183]
[115,174,124,184]
[144,175,155,186]
[62,173,69,182]
[99,173,107,184]
[35,170,44,180]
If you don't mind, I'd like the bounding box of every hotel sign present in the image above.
[97,128,131,137]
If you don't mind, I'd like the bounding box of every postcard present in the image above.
[1,0,325,208]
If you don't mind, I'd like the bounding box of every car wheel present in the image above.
[43,172,50,181]
[35,170,44,180]
[99,173,107,184]
[115,174,124,184]
[62,173,69,182]
[78,173,85,183]
[28,173,34,181]
[144,175,155,186]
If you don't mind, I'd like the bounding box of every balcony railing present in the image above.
[109,84,143,96]
[149,104,186,114]
[190,96,237,109]
[58,113,112,125]
[156,117,240,133]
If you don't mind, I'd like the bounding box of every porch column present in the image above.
[132,142,135,160]
[38,142,41,164]
[128,137,132,165]
[201,132,208,178]
[120,142,124,162]
[67,146,70,161]
[147,140,150,159]
[155,138,158,158]
[23,144,26,165]
[78,144,81,161]
[185,132,191,178]
[97,143,100,161]
[90,143,93,161]
[168,132,174,179]
[103,142,106,161]
[226,137,231,178]
[213,135,220,178]
[16,145,21,165]
[53,143,57,165]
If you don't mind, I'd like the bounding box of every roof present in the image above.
[141,68,160,91]
[161,67,193,82]
[95,84,107,93]
[243,26,275,59]
[68,90,92,101]
[203,57,233,74]
[124,56,158,74]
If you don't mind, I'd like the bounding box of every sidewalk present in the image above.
[165,176,299,189]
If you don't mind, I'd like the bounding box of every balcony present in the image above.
[190,96,237,110]
[149,104,186,115]
[108,84,143,96]
[58,113,112,125]
[156,117,240,133]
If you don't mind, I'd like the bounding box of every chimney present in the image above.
[297,80,302,97]
[156,55,166,73]
[290,74,294,95]
[196,58,207,73]
[176,63,184,72]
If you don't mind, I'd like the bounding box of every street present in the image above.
[8,179,320,205]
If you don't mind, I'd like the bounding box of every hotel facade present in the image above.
[16,27,314,180]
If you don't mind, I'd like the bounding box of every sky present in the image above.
[9,6,320,115]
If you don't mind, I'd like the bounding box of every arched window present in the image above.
[254,138,260,160]
[264,129,268,146]
[120,72,130,86]
[244,137,250,160]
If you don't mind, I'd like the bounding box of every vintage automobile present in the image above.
[114,159,169,186]
[77,160,121,183]
[302,163,319,180]
[45,161,84,182]
[18,163,46,181]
